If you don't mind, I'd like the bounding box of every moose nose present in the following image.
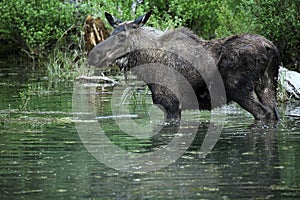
[88,50,101,67]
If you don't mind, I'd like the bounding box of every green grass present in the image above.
[45,48,93,81]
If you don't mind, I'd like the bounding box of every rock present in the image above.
[279,67,300,99]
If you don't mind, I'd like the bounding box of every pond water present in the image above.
[1,59,300,199]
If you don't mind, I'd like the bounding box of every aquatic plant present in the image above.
[19,87,32,111]
[45,49,92,81]
[121,85,150,107]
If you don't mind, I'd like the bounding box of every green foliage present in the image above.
[0,0,81,59]
[250,0,300,70]
[0,0,299,72]
[214,0,255,37]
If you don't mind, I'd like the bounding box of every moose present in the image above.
[88,11,280,121]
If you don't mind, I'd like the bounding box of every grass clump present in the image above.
[19,88,31,111]
[44,49,92,81]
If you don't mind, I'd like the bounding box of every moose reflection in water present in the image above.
[88,10,280,121]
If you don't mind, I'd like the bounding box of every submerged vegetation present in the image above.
[0,0,299,80]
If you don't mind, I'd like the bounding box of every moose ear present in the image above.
[105,12,123,28]
[133,10,152,27]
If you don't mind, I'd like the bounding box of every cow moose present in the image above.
[88,10,280,121]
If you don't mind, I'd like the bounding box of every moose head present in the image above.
[88,11,153,67]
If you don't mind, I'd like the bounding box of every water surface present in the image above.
[0,60,300,199]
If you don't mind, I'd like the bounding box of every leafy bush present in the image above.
[0,0,298,70]
[250,0,300,70]
[0,0,82,59]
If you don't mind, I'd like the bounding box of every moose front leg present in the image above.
[255,77,280,120]
[156,102,181,119]
[232,90,275,121]
[148,84,181,120]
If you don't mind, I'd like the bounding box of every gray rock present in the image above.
[279,67,300,99]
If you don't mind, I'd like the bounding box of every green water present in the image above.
[0,59,300,199]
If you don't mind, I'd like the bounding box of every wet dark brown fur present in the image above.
[178,28,280,120]
[89,12,280,121]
